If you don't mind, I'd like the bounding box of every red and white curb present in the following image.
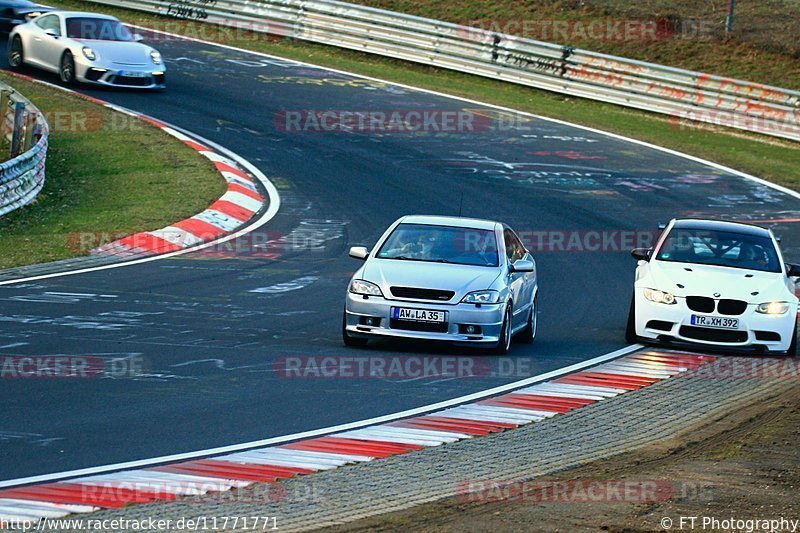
[0,349,716,523]
[3,71,266,261]
[91,121,265,258]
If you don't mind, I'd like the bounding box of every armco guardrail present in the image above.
[91,0,800,141]
[0,82,48,217]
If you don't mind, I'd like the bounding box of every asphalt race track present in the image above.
[1,33,799,482]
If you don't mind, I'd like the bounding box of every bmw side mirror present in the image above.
[631,248,652,261]
[510,259,534,273]
[786,263,800,277]
[349,246,369,260]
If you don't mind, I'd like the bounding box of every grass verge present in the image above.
[44,0,800,194]
[0,73,225,269]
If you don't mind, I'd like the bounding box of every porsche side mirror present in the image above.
[133,33,144,42]
[631,248,652,261]
[44,28,59,38]
[349,246,369,260]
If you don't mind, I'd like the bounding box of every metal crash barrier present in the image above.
[0,83,49,217]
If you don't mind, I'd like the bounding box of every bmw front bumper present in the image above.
[634,289,797,353]
[344,292,505,346]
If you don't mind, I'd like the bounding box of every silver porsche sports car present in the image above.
[343,215,539,354]
[8,11,165,88]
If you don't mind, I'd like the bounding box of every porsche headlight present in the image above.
[150,51,162,64]
[755,302,790,315]
[462,290,500,304]
[82,47,96,61]
[349,279,383,296]
[644,288,676,305]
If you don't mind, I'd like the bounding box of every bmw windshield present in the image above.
[376,223,499,267]
[656,227,781,273]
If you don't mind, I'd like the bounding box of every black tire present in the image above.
[342,312,368,347]
[625,295,638,344]
[60,51,75,84]
[493,304,513,355]
[787,318,798,357]
[8,36,23,69]
[516,294,537,344]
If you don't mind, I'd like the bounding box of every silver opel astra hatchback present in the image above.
[343,215,538,353]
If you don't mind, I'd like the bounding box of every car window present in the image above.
[376,223,499,267]
[503,228,525,263]
[34,13,59,34]
[65,17,133,41]
[656,227,781,273]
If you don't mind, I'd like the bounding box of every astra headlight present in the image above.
[755,302,790,315]
[349,279,383,296]
[461,290,500,304]
[644,288,676,305]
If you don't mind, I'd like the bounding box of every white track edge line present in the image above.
[130,23,800,204]
[0,344,642,488]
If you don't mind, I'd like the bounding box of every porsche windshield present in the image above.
[66,17,133,41]
[656,227,781,273]
[377,223,499,267]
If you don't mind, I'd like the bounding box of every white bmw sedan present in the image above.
[627,219,799,355]
[8,11,165,88]
[343,215,538,354]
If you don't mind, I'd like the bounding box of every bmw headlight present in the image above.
[349,279,383,296]
[461,290,500,304]
[150,51,162,64]
[82,47,96,61]
[755,302,790,315]
[643,288,676,305]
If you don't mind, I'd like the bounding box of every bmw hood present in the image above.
[361,259,501,302]
[645,261,790,302]
[76,40,156,66]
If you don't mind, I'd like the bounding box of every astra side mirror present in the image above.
[510,259,534,273]
[349,246,369,260]
[631,248,652,261]
[786,263,800,277]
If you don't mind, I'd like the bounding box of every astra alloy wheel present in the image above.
[494,304,513,355]
[517,295,537,344]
